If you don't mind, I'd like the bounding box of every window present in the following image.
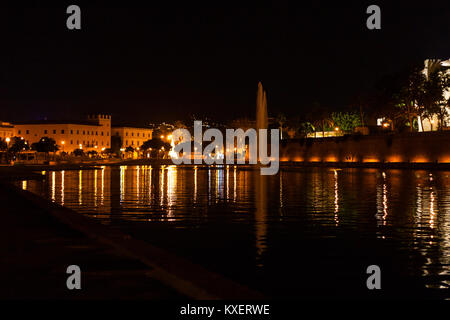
[107,142,109,146]
[87,131,90,135]
[132,141,134,145]
[131,132,134,136]
[61,130,64,134]
[107,132,109,136]
[26,130,29,134]
[101,131,103,136]
[83,130,85,135]
[18,130,21,134]
[70,140,73,144]
[44,130,47,134]
[126,140,128,146]
[77,130,79,134]
[137,133,139,137]
[70,130,73,134]
[53,130,56,134]
[96,131,98,136]
[126,132,128,136]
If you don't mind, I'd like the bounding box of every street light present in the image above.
[61,141,65,152]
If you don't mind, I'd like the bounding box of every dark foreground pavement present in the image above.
[0,182,184,299]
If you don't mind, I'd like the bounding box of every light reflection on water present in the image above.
[21,166,450,298]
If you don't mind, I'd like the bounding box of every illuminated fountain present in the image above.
[256,81,268,132]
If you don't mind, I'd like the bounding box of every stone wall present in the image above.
[280,132,450,164]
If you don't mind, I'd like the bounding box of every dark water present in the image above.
[20,165,450,299]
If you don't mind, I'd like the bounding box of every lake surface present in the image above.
[20,165,450,299]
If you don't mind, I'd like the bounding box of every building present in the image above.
[111,126,153,149]
[13,114,112,153]
[0,121,14,140]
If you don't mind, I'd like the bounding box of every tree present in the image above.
[8,137,29,154]
[395,67,425,132]
[125,146,134,153]
[0,138,7,151]
[73,148,84,157]
[30,137,59,153]
[140,138,170,151]
[140,138,171,158]
[275,113,287,139]
[422,60,450,130]
[310,103,333,137]
[331,111,362,133]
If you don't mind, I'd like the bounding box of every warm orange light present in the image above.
[362,157,380,163]
[334,127,339,131]
[160,135,164,139]
[386,156,403,163]
[61,141,65,145]
[5,137,10,143]
[382,123,389,128]
[411,157,430,163]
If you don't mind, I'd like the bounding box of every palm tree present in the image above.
[422,59,450,130]
[276,113,287,139]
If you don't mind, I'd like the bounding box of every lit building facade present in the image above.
[13,114,112,153]
[0,121,14,140]
[111,126,153,149]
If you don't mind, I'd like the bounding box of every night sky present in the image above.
[1,1,449,126]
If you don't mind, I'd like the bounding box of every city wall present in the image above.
[279,131,450,165]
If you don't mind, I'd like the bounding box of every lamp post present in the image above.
[61,141,65,153]
[5,137,12,164]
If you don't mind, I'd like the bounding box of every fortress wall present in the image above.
[280,132,450,164]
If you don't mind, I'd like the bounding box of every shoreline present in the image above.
[1,159,450,178]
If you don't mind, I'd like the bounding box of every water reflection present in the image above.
[20,166,450,295]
